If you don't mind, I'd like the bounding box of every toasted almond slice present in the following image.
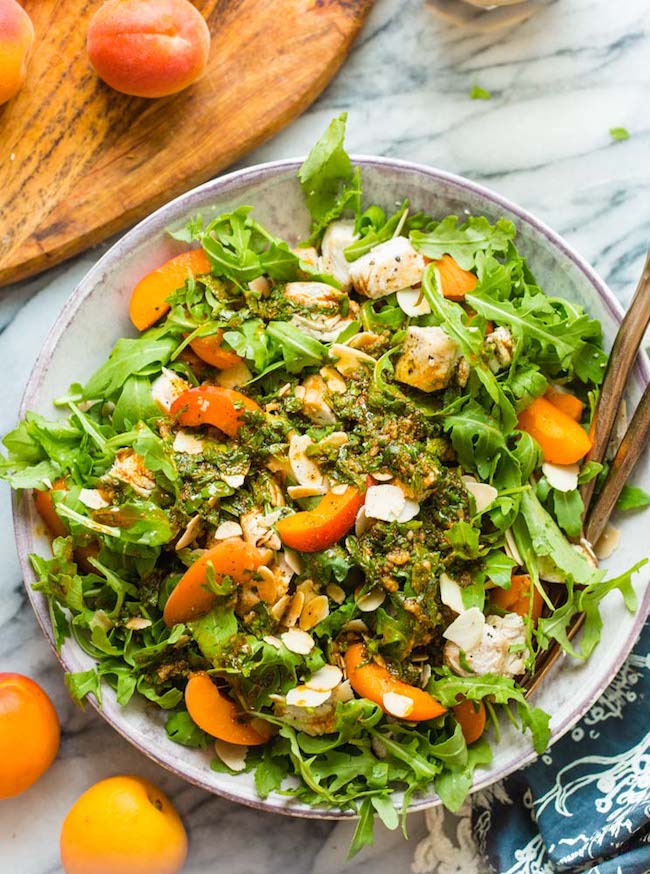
[296,579,318,605]
[420,663,432,688]
[542,461,579,493]
[257,565,276,585]
[214,520,243,540]
[329,343,376,377]
[125,617,152,630]
[326,583,346,605]
[365,484,406,522]
[222,473,246,489]
[281,628,315,655]
[397,497,420,523]
[305,665,343,692]
[337,679,355,702]
[282,548,303,576]
[319,366,347,394]
[443,607,485,650]
[78,488,110,510]
[355,587,386,612]
[504,528,523,567]
[439,573,464,614]
[396,288,431,317]
[270,594,291,622]
[282,591,305,628]
[263,634,283,649]
[382,691,415,719]
[249,276,270,295]
[330,482,349,495]
[594,524,621,560]
[286,686,331,708]
[214,739,248,772]
[355,506,371,537]
[299,595,329,631]
[342,619,369,633]
[320,431,349,450]
[287,483,329,500]
[372,471,394,482]
[172,430,205,455]
[289,434,324,488]
[175,514,203,551]
[462,478,499,513]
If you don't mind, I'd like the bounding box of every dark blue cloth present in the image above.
[474,621,650,873]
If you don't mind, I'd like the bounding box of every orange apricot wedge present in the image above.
[435,255,478,301]
[185,673,270,745]
[169,385,260,439]
[276,486,364,553]
[344,643,446,722]
[517,396,592,464]
[544,386,584,422]
[163,540,263,627]
[490,573,544,624]
[34,478,68,539]
[189,332,242,370]
[452,698,486,745]
[129,249,212,331]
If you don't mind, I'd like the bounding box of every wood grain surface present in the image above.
[0,0,374,287]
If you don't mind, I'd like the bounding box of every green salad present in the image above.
[2,114,646,854]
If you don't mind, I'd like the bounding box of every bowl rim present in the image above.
[13,154,650,819]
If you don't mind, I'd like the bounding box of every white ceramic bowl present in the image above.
[13,157,650,818]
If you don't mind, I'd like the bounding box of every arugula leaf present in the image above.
[188,605,238,661]
[470,85,492,100]
[266,321,328,373]
[65,668,102,708]
[412,216,515,271]
[552,488,584,539]
[610,127,630,141]
[349,797,376,858]
[617,484,650,511]
[298,113,361,241]
[83,334,178,400]
[113,376,160,430]
[435,737,492,812]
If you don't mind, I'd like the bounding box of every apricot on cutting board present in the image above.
[86,0,211,99]
[0,0,34,105]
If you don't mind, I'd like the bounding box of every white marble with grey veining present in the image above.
[1,0,648,871]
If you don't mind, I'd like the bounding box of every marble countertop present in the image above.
[1,0,648,871]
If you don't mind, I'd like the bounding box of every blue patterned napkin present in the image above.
[473,620,650,873]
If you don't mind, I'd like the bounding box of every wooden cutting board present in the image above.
[0,0,374,287]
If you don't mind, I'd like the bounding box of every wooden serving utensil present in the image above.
[524,246,650,699]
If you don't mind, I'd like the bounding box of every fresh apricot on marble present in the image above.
[60,775,188,874]
[86,0,210,99]
[0,0,34,105]
[0,673,60,798]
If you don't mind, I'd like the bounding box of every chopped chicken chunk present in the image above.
[394,326,462,392]
[444,613,528,679]
[320,220,358,291]
[348,236,426,299]
[104,448,156,497]
[298,374,337,426]
[484,326,514,373]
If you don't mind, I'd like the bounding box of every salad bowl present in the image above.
[12,155,650,818]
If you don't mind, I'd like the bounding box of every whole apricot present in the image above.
[0,0,34,105]
[60,775,188,874]
[0,673,60,798]
[86,0,210,98]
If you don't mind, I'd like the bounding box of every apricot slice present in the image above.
[185,673,270,745]
[517,396,592,464]
[435,255,478,301]
[345,643,446,722]
[163,540,263,627]
[34,478,68,539]
[276,486,364,553]
[490,573,544,624]
[452,698,486,745]
[169,385,260,439]
[129,248,212,331]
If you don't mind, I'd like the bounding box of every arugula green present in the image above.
[617,484,650,511]
[412,216,515,270]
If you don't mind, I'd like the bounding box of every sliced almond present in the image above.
[462,477,499,513]
[355,505,372,537]
[270,594,291,622]
[439,572,464,614]
[263,634,283,649]
[365,484,406,522]
[286,686,331,708]
[288,434,324,488]
[330,482,349,495]
[320,431,349,450]
[282,548,303,576]
[214,739,248,772]
[214,520,243,540]
[172,430,205,455]
[305,665,343,692]
[355,588,386,612]
[287,483,329,500]
[420,663,432,689]
[382,691,415,719]
[296,579,318,605]
[372,471,394,482]
[281,628,315,655]
[248,276,270,296]
[542,462,579,493]
[504,528,523,567]
[175,514,203,551]
[222,473,246,489]
[337,679,355,702]
[330,343,376,377]
[594,524,621,560]
[319,366,347,394]
[396,288,431,317]
[443,607,485,651]
[398,497,420,523]
[299,595,329,631]
[78,488,110,510]
[125,617,152,630]
[282,591,305,628]
[326,583,346,604]
[342,619,369,633]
